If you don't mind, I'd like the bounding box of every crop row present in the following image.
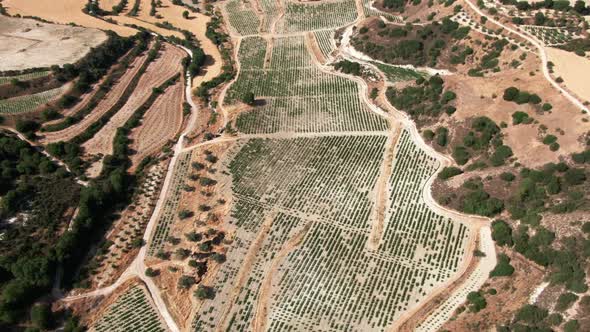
[277,0,358,33]
[225,0,260,36]
[0,85,67,114]
[229,36,388,133]
[92,285,166,332]
[0,70,50,85]
[313,30,337,59]
[147,151,192,256]
[522,25,573,45]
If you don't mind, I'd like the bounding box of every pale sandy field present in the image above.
[546,47,590,104]
[99,0,122,12]
[3,0,137,36]
[107,0,222,87]
[0,16,108,71]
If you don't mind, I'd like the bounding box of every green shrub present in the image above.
[490,253,515,277]
[438,166,463,180]
[491,220,513,246]
[500,172,515,182]
[452,146,471,165]
[512,111,530,125]
[467,291,487,312]
[564,320,580,332]
[542,135,558,145]
[555,292,578,311]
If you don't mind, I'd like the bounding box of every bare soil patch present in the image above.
[0,15,108,71]
[2,0,137,36]
[441,249,545,331]
[546,46,590,104]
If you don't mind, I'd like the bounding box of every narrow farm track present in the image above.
[82,44,185,177]
[462,0,589,113]
[39,51,151,144]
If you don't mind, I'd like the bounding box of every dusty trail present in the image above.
[215,211,277,332]
[462,0,588,113]
[250,222,312,332]
[367,124,400,251]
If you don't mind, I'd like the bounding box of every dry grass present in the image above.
[0,16,108,71]
[546,46,590,104]
[2,0,137,36]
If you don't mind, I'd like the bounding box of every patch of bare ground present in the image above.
[444,50,590,168]
[441,249,545,331]
[129,80,184,171]
[545,47,590,104]
[39,48,150,144]
[80,162,167,289]
[0,15,109,71]
[2,0,137,37]
[82,43,185,178]
[107,0,223,89]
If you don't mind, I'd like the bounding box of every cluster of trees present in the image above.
[502,0,590,15]
[450,116,513,167]
[503,86,543,105]
[333,60,362,76]
[387,75,457,124]
[352,17,470,67]
[467,39,509,77]
[196,18,235,102]
[0,133,80,327]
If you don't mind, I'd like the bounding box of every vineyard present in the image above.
[0,85,67,114]
[147,151,192,256]
[225,0,260,35]
[91,284,167,332]
[189,131,470,331]
[0,71,51,85]
[230,35,388,133]
[277,0,358,33]
[313,30,337,59]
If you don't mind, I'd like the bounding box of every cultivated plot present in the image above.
[91,284,167,332]
[0,85,68,114]
[229,35,388,133]
[191,131,470,331]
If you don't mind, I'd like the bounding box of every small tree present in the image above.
[183,10,189,19]
[241,91,255,105]
[30,303,52,330]
[145,267,159,277]
[194,285,215,299]
[178,275,196,289]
